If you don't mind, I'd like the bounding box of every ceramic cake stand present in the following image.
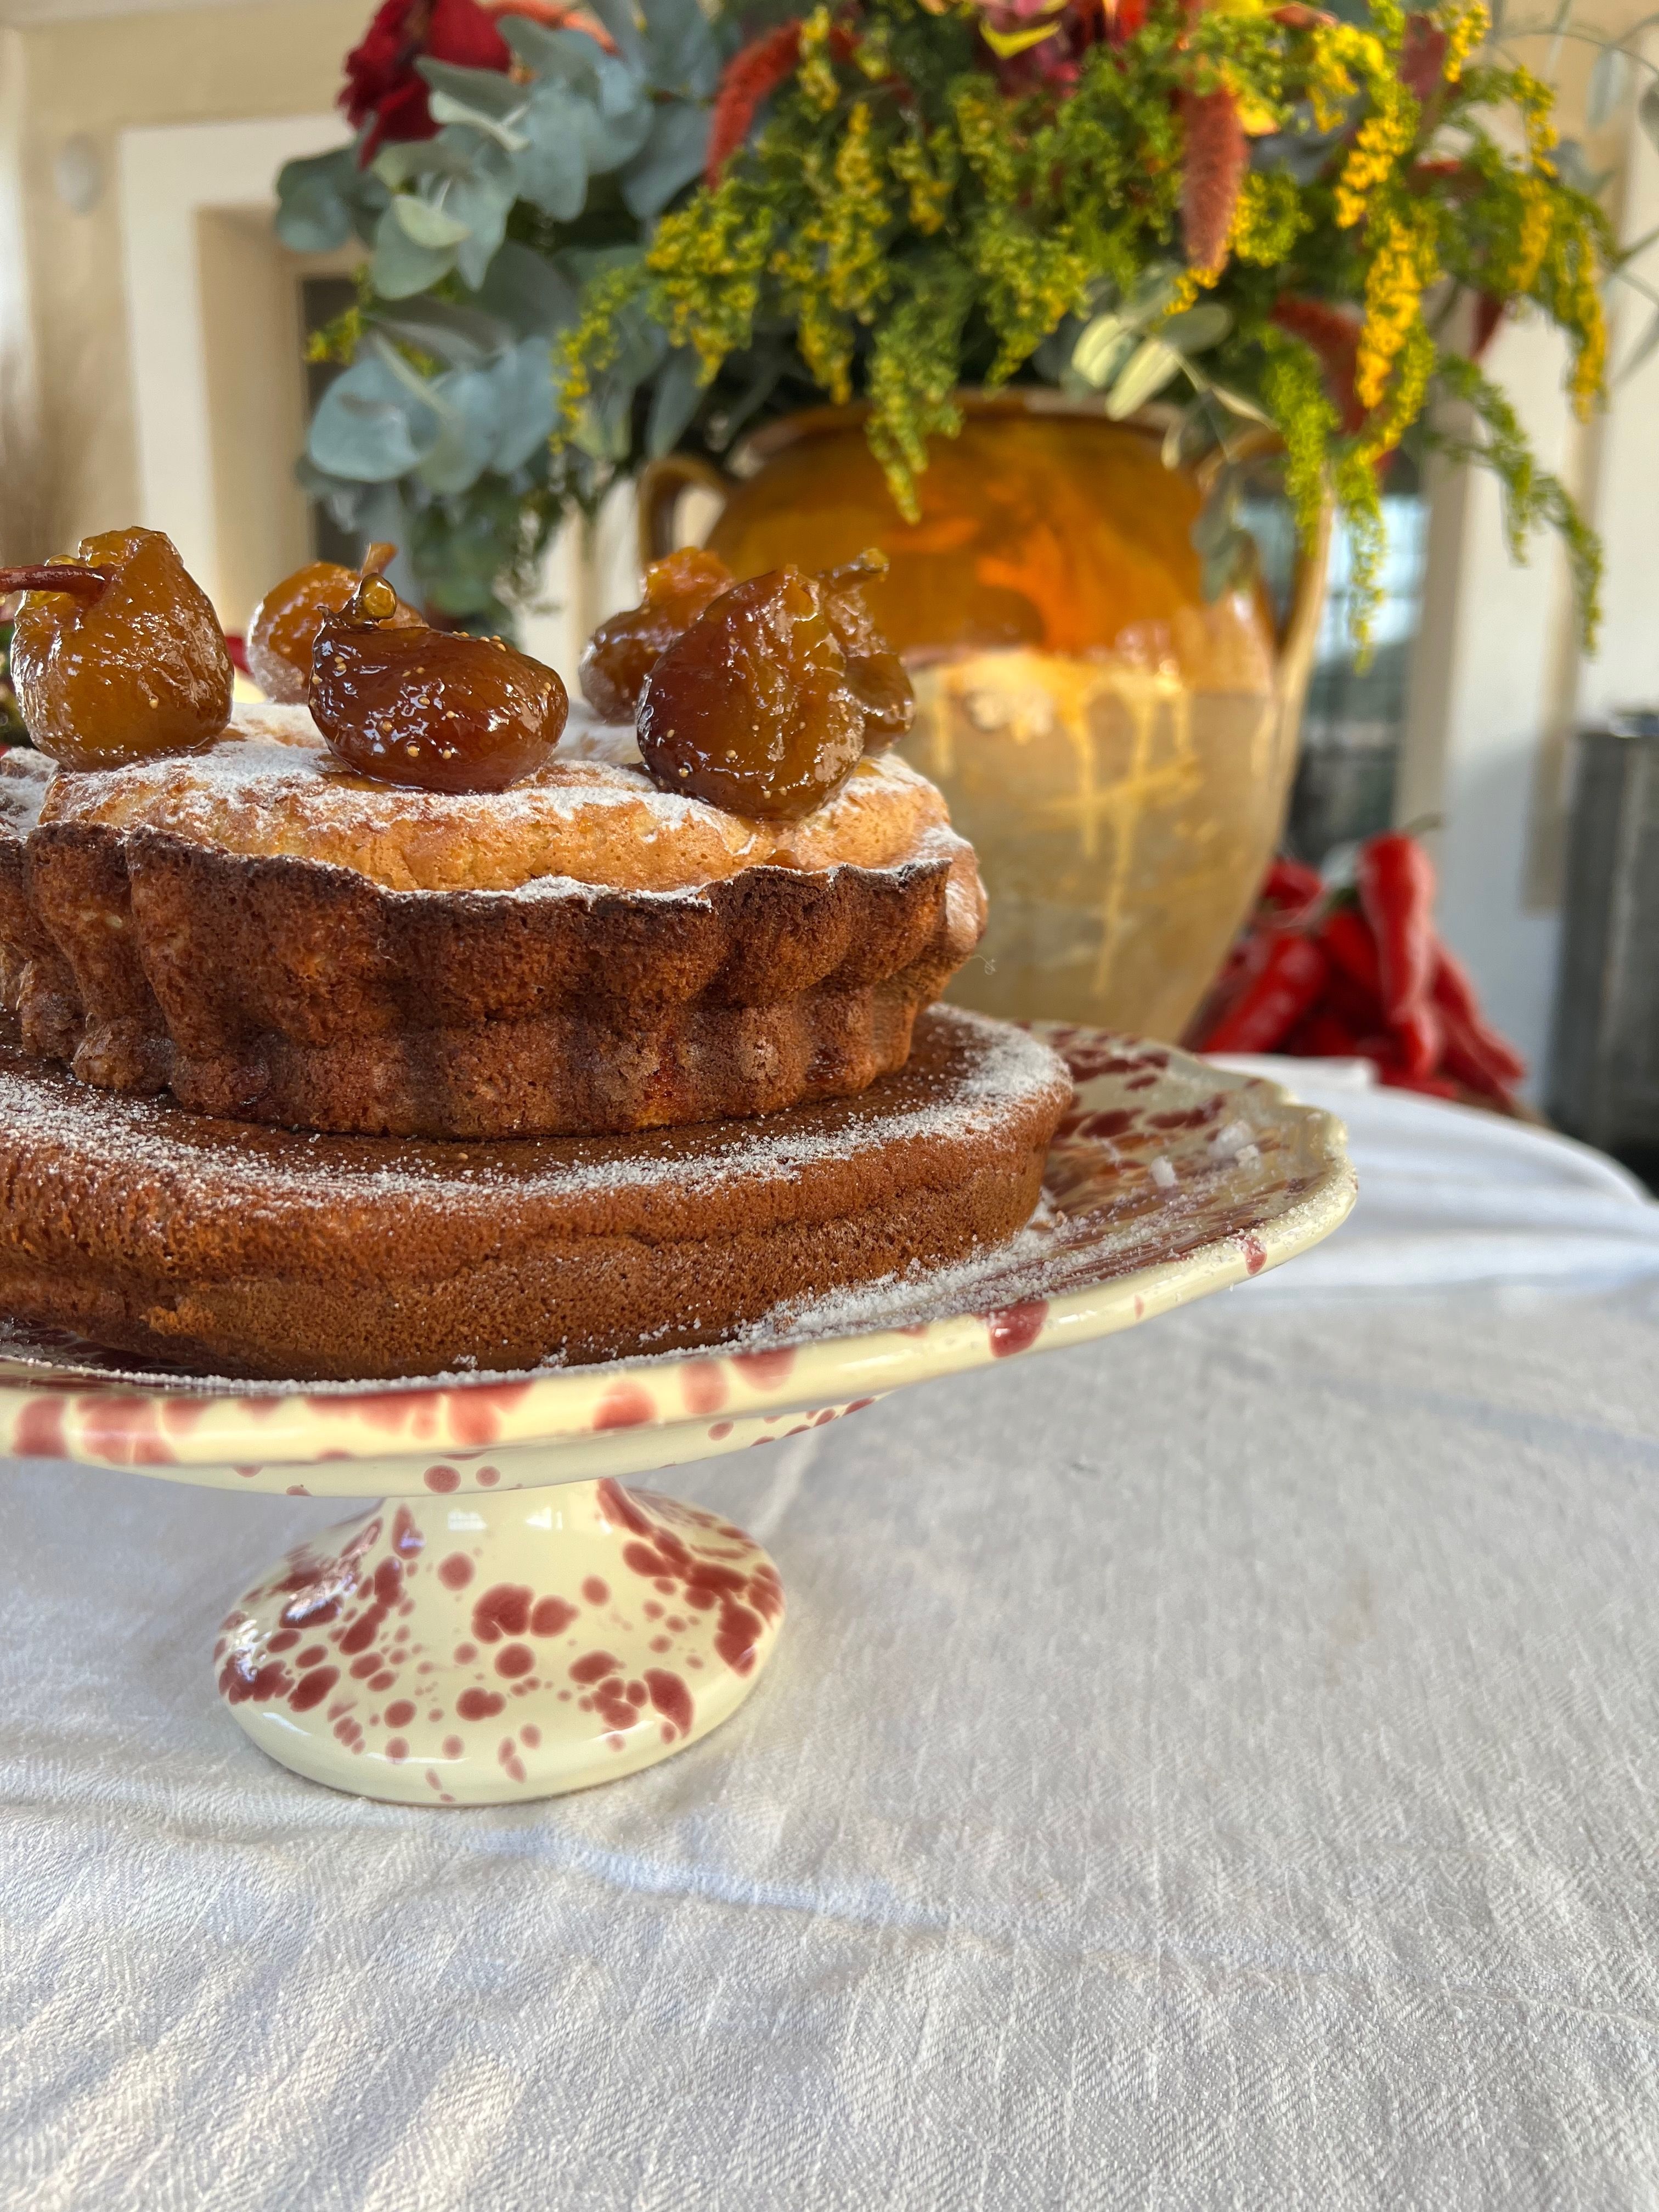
[0,1028,1353,1806]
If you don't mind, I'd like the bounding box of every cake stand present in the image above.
[0,1027,1353,1805]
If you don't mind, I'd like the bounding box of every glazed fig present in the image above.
[635,551,914,820]
[637,566,868,821]
[820,552,915,751]
[246,541,421,704]
[2,527,233,770]
[579,548,734,722]
[310,574,568,794]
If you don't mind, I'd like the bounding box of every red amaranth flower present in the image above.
[342,0,511,161]
[1399,13,1448,106]
[706,21,804,183]
[1271,294,1365,431]
[1181,86,1246,272]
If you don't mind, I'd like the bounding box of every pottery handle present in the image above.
[637,453,730,567]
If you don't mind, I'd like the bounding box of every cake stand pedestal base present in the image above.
[215,1476,783,1804]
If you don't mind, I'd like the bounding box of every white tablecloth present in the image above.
[5,1067,1659,2210]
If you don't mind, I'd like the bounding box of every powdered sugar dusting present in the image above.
[0,1024,1341,1392]
[34,703,953,895]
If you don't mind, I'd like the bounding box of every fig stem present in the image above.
[0,563,116,600]
[817,548,889,592]
[361,541,397,579]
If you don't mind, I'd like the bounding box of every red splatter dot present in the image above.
[267,1629,300,1654]
[625,1680,648,1707]
[391,1505,425,1555]
[471,1584,532,1643]
[708,1421,733,1442]
[386,1699,416,1727]
[369,1670,396,1691]
[386,1737,408,1762]
[530,1596,577,1637]
[438,1554,475,1591]
[495,1643,534,1679]
[442,1735,464,1758]
[570,1650,623,1685]
[595,1383,654,1431]
[680,1360,728,1415]
[477,1465,500,1486]
[289,1667,339,1712]
[715,1603,763,1677]
[424,1465,460,1493]
[1243,1233,1267,1275]
[986,1300,1048,1359]
[646,1670,693,1734]
[522,1724,541,1748]
[296,1645,326,1668]
[596,1480,652,1536]
[582,1576,610,1606]
[457,1687,505,1720]
[733,1346,796,1389]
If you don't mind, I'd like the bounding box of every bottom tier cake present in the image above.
[0,1005,1070,1382]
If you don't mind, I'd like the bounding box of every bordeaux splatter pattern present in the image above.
[213,1474,786,1799]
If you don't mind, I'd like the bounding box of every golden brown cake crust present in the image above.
[0,721,986,1138]
[0,1005,1072,1381]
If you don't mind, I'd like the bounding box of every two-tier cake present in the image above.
[0,530,1070,1380]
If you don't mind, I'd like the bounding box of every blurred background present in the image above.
[1,0,1656,1109]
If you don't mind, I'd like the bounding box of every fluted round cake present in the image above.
[0,707,985,1139]
[0,1003,1070,1381]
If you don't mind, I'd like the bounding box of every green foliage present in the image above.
[285,0,1616,644]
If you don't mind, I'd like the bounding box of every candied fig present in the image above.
[2,527,232,770]
[820,551,916,751]
[637,566,871,821]
[311,574,568,794]
[246,540,421,703]
[579,547,734,721]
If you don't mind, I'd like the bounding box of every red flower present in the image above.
[342,0,512,161]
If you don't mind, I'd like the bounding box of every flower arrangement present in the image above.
[280,0,1615,638]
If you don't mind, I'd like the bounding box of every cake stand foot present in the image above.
[214,1477,783,1804]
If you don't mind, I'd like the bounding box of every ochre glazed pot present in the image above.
[642,394,1327,1039]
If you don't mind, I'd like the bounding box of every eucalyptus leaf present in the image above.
[619,101,710,217]
[1588,43,1630,128]
[1159,303,1231,353]
[582,0,646,77]
[577,79,655,176]
[427,91,529,150]
[488,340,559,472]
[1207,382,1275,426]
[641,0,725,97]
[447,162,516,286]
[516,82,594,219]
[1105,336,1183,419]
[274,147,356,253]
[472,241,582,335]
[374,136,479,188]
[646,347,705,458]
[308,353,441,481]
[417,58,529,121]
[1070,312,1131,388]
[371,204,458,298]
[393,194,474,249]
[501,16,604,89]
[371,296,512,369]
[415,368,503,494]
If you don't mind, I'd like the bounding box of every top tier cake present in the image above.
[0,534,986,1141]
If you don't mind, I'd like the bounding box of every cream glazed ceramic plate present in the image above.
[1,1026,1353,1805]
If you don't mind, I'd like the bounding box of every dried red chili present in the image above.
[1200,933,1329,1053]
[1357,833,1436,1028]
